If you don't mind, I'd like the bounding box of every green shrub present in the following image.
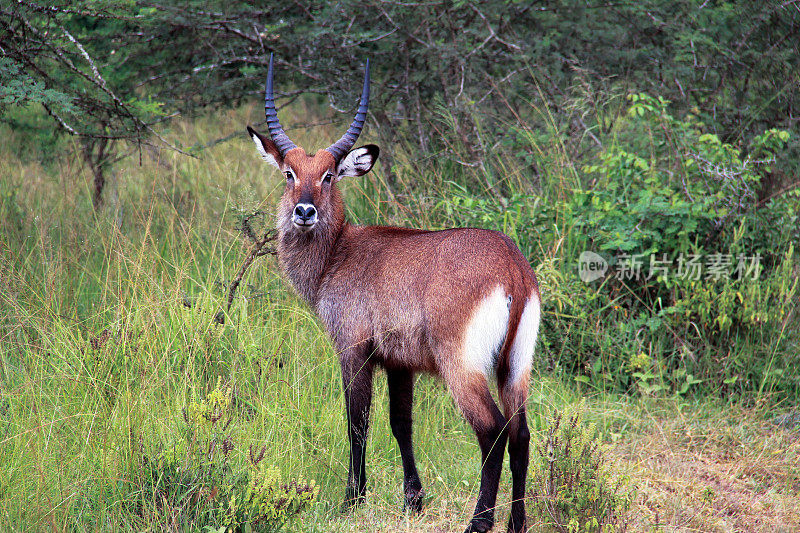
[220,465,318,531]
[565,94,798,395]
[436,89,799,398]
[531,408,633,533]
[132,381,318,531]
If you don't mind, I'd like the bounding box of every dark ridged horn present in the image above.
[264,53,297,156]
[326,59,370,162]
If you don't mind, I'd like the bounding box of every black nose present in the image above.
[294,204,316,221]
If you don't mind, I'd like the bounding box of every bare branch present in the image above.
[215,226,277,325]
[60,26,107,91]
[40,103,77,135]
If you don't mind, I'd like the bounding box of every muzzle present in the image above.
[292,203,317,231]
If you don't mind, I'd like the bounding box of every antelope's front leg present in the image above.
[340,343,375,510]
[387,367,424,513]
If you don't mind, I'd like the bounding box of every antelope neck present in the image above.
[277,217,345,305]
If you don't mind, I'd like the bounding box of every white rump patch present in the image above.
[509,293,541,386]
[337,147,375,179]
[251,133,279,167]
[462,285,510,376]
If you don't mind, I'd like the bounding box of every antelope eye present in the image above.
[322,172,333,183]
[284,170,294,180]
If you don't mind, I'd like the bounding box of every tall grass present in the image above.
[0,104,558,530]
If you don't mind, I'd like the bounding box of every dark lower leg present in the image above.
[467,420,508,531]
[460,387,508,533]
[387,368,424,512]
[506,409,530,533]
[342,355,374,509]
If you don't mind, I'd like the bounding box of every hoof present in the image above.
[464,518,494,533]
[403,487,425,514]
[340,489,365,513]
[506,517,527,533]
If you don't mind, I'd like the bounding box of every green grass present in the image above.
[1,104,798,532]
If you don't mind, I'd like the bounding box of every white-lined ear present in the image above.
[336,144,379,179]
[247,126,282,168]
[252,136,279,167]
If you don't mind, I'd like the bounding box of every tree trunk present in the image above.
[82,138,110,210]
[91,165,106,210]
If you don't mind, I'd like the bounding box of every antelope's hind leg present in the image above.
[446,370,508,533]
[387,368,425,513]
[500,293,539,532]
[500,379,531,533]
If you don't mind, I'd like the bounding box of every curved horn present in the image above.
[326,59,370,162]
[264,53,297,156]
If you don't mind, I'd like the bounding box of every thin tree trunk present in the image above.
[82,137,110,210]
[91,165,106,209]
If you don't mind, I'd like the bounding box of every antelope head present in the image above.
[248,55,379,236]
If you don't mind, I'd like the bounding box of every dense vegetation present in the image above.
[3,1,799,201]
[1,1,798,531]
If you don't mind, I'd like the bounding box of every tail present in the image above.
[500,291,540,415]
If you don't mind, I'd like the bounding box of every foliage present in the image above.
[1,1,284,206]
[2,1,798,205]
[531,408,633,533]
[222,466,318,531]
[1,1,266,141]
[0,58,73,110]
[434,90,799,398]
[565,94,798,393]
[135,380,318,531]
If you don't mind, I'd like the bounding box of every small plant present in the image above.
[133,380,318,531]
[532,408,633,533]
[219,462,318,530]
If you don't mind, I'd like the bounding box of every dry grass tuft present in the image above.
[609,404,800,532]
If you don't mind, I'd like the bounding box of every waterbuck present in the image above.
[247,55,540,533]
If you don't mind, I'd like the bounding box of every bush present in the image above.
[132,380,318,531]
[434,89,799,398]
[564,94,798,395]
[531,408,633,533]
